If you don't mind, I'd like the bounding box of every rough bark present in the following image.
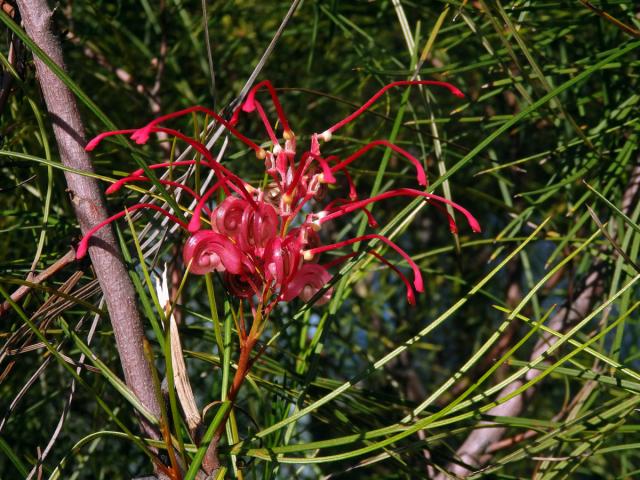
[16,0,162,439]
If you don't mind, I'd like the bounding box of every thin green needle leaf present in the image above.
[184,401,231,480]
[430,39,640,191]
[250,219,549,442]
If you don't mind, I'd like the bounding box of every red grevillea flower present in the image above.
[182,231,245,275]
[77,80,480,310]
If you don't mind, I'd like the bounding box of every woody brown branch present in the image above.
[0,248,76,317]
[15,0,163,449]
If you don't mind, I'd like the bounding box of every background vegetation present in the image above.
[1,0,639,478]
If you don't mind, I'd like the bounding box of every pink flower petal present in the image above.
[183,230,244,275]
[281,263,333,305]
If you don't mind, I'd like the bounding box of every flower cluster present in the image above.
[77,80,480,311]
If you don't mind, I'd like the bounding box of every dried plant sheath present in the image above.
[170,316,201,434]
[155,270,202,436]
[16,0,162,436]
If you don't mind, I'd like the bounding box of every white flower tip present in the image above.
[319,130,332,142]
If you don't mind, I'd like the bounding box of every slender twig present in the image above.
[578,0,640,38]
[0,248,76,317]
[0,270,85,371]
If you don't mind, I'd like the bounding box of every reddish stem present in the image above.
[287,193,315,224]
[151,126,258,209]
[201,335,258,474]
[309,153,337,183]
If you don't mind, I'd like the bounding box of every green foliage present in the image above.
[2,1,640,478]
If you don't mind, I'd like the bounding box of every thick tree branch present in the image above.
[15,0,162,443]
